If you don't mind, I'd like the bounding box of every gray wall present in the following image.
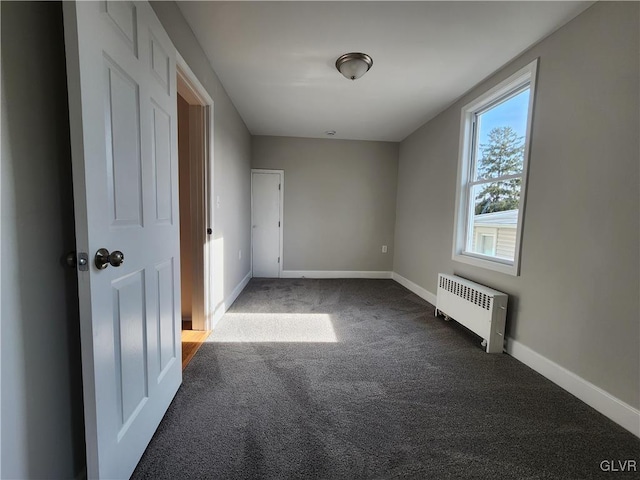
[252,136,398,272]
[393,1,639,408]
[1,2,84,478]
[151,2,252,309]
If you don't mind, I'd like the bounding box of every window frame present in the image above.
[475,231,497,257]
[452,59,538,276]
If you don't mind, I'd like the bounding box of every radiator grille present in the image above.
[438,275,492,310]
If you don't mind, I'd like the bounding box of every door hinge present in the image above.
[279,183,281,191]
[278,221,281,227]
[278,257,280,263]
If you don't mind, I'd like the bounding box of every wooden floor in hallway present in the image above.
[181,329,210,369]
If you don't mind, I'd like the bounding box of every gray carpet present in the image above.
[132,279,639,479]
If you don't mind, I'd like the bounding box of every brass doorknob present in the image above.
[95,248,125,269]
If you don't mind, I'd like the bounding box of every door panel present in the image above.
[112,269,148,430]
[104,1,138,55]
[252,172,281,278]
[104,59,143,227]
[151,102,173,224]
[63,2,181,478]
[156,259,176,376]
[150,33,171,93]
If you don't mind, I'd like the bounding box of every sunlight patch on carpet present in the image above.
[209,313,338,343]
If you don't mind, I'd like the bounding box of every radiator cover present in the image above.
[435,274,507,353]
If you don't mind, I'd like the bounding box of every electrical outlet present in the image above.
[382,245,388,253]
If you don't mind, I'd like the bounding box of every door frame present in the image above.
[176,52,215,331]
[251,169,284,278]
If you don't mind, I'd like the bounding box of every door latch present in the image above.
[66,251,89,271]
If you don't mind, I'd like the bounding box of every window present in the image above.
[475,232,496,256]
[452,59,537,276]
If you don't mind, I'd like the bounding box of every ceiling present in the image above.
[177,1,592,142]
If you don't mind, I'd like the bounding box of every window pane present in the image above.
[478,234,495,255]
[474,88,530,181]
[468,180,521,261]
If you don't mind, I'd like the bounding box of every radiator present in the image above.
[435,274,507,353]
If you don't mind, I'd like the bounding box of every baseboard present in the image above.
[212,271,252,328]
[281,270,392,279]
[506,338,639,437]
[210,269,640,437]
[391,272,437,305]
[390,271,639,438]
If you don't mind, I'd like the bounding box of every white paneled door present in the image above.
[63,2,181,478]
[252,171,283,277]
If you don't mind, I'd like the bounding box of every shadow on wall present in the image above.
[1,2,85,478]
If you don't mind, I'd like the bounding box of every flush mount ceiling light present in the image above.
[325,130,336,136]
[335,52,373,81]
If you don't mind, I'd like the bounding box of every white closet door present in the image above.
[252,171,282,278]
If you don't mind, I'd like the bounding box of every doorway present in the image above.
[177,56,214,368]
[251,169,284,278]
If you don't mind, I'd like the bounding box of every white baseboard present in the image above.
[391,272,437,305]
[505,338,640,438]
[210,269,640,437]
[212,271,252,328]
[281,270,392,279]
[390,271,639,438]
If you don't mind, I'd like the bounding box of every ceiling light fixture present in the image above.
[335,52,373,81]
[325,130,336,136]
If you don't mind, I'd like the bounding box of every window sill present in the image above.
[452,252,520,276]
